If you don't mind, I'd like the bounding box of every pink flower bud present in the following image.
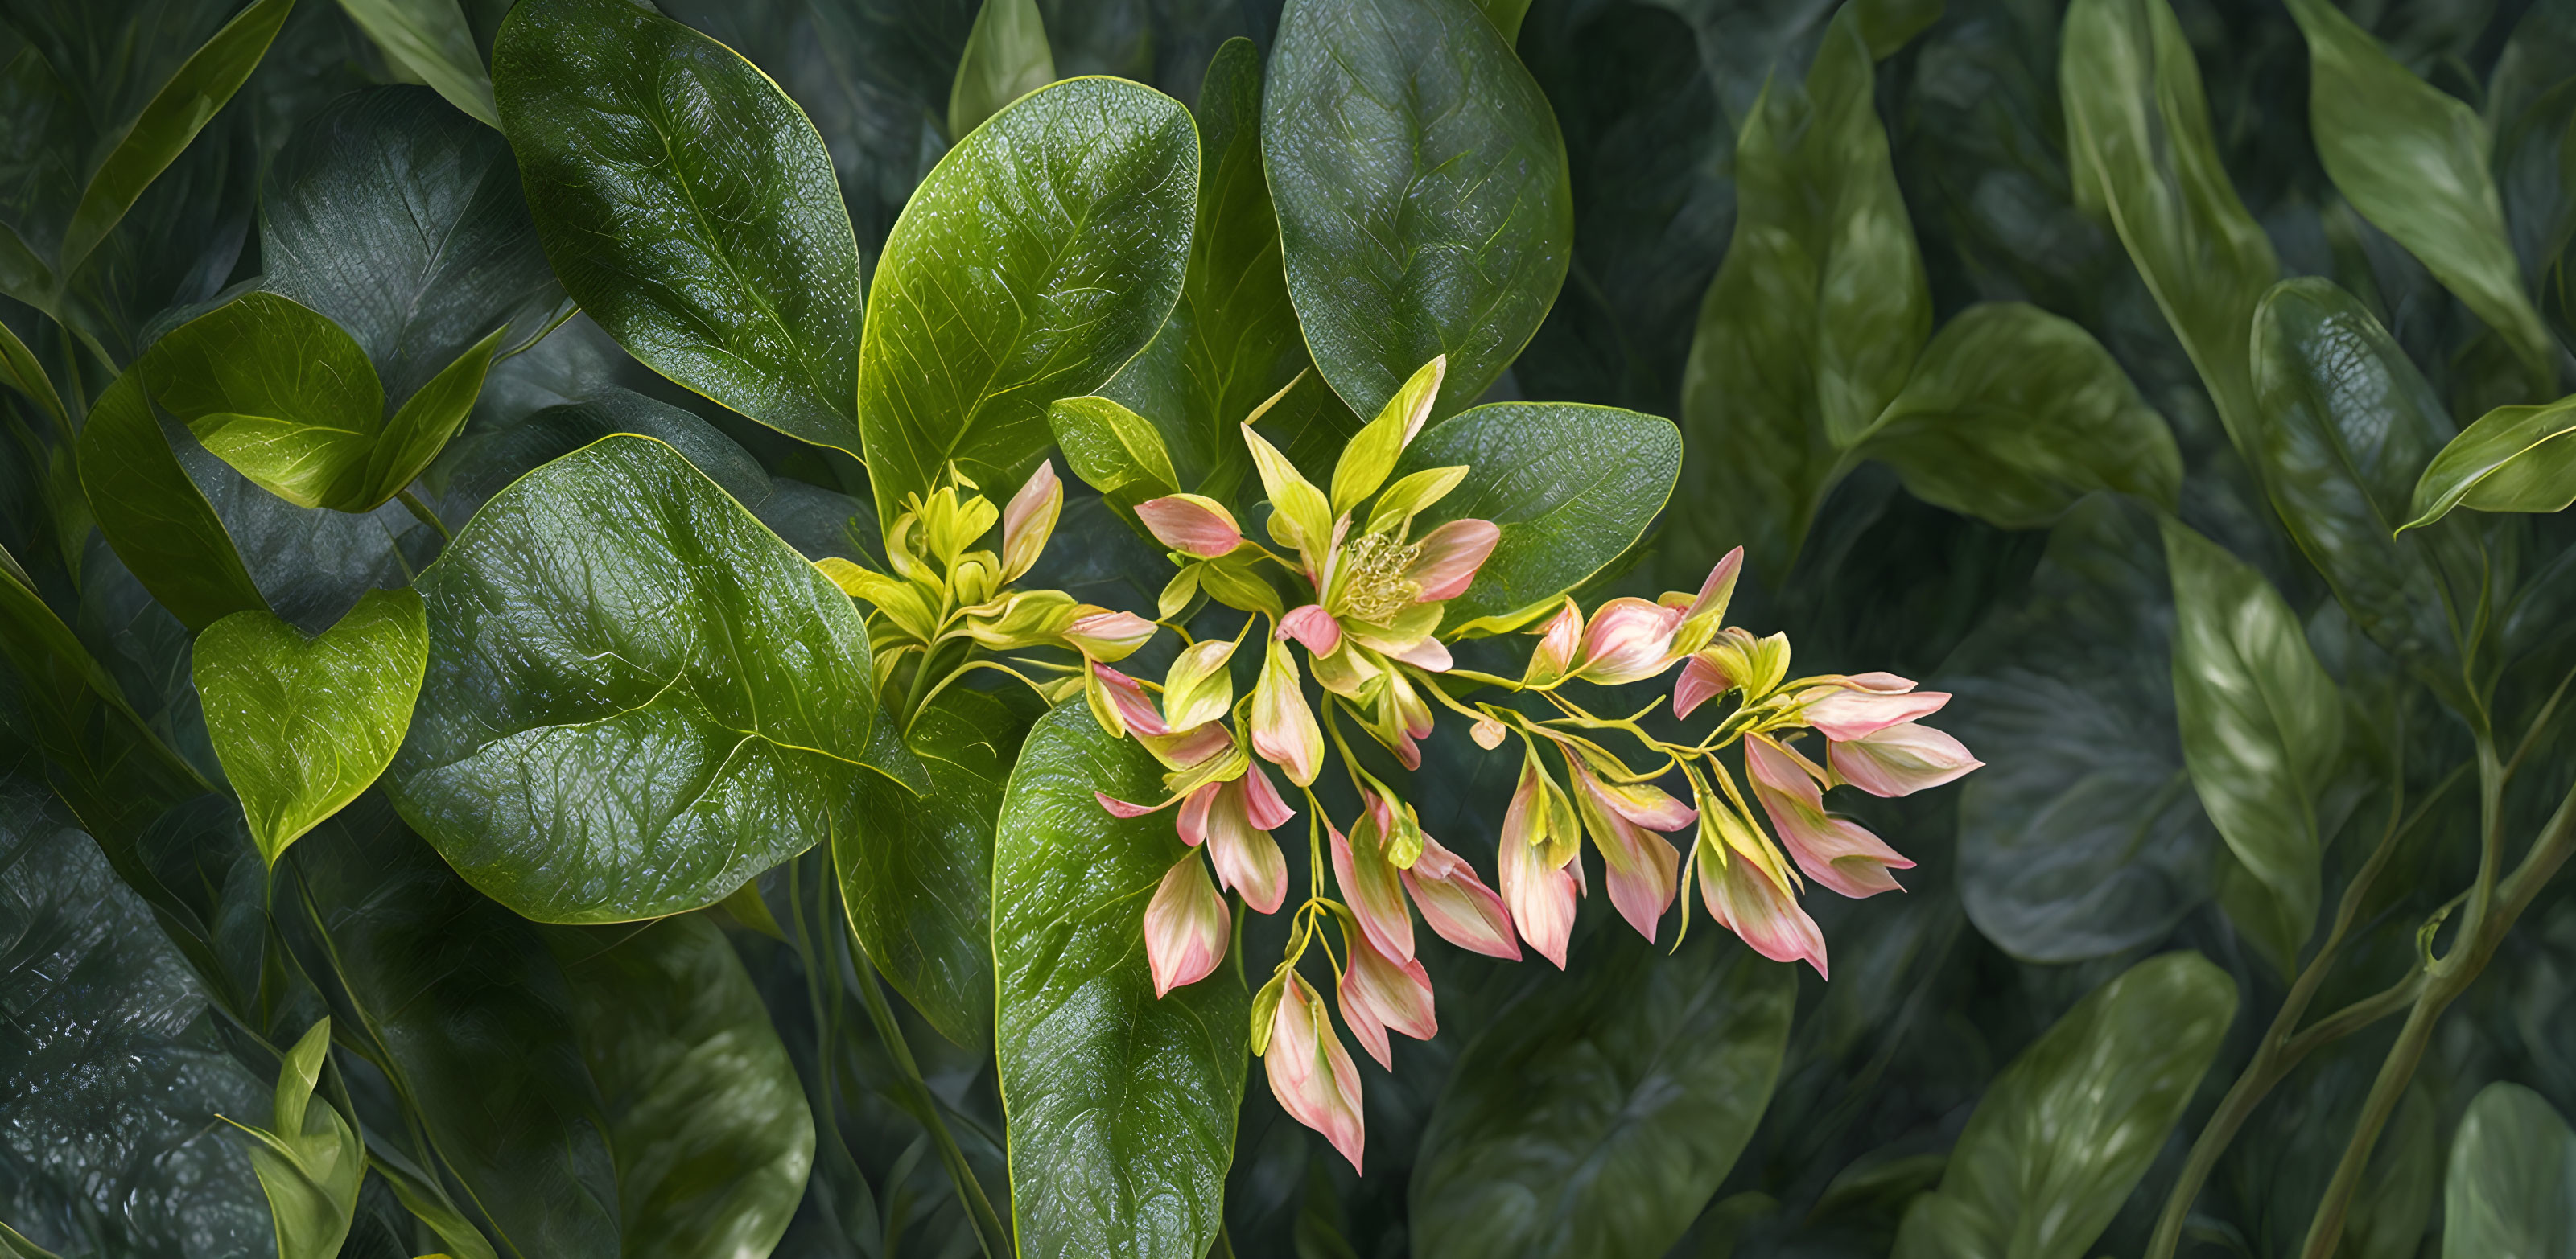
[1400,833,1520,960]
[1666,546,1742,656]
[1002,459,1063,578]
[1470,716,1506,749]
[1798,681,1952,743]
[1696,846,1828,978]
[1405,518,1501,602]
[1574,597,1684,686]
[1265,973,1366,1172]
[1498,794,1578,969]
[1673,653,1729,719]
[1085,664,1167,739]
[1523,598,1582,686]
[1280,603,1343,656]
[1330,821,1414,965]
[1206,771,1291,914]
[1743,736,1915,898]
[1829,722,1982,798]
[1136,494,1243,559]
[1569,765,1680,940]
[1568,759,1698,833]
[1144,856,1229,998]
[1062,608,1156,662]
[1251,640,1325,787]
[1337,932,1437,1070]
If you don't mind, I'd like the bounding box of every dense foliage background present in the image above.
[8,1,2576,1258]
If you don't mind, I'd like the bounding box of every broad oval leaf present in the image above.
[2405,394,2576,529]
[389,434,876,923]
[549,915,814,1259]
[859,75,1195,527]
[2442,1082,2576,1257]
[993,699,1247,1259]
[1408,931,1795,1259]
[1892,951,2237,1259]
[1857,302,2180,529]
[1263,0,1572,421]
[76,371,269,632]
[495,0,864,455]
[1395,401,1680,636]
[195,588,428,868]
[138,292,385,512]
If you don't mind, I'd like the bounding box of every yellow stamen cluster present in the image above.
[1337,531,1421,623]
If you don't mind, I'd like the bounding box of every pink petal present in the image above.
[1267,974,1366,1173]
[1697,850,1828,978]
[1280,603,1343,656]
[1144,857,1229,997]
[1176,781,1218,846]
[1829,722,1982,798]
[1330,823,1414,965]
[1135,495,1243,558]
[1094,792,1163,819]
[1064,609,1156,662]
[1525,599,1582,683]
[1338,935,1437,1071]
[1406,518,1501,602]
[1206,778,1289,914]
[1003,459,1062,572]
[1243,763,1296,832]
[1576,781,1680,940]
[1674,654,1728,719]
[1575,598,1684,685]
[1387,636,1453,672]
[1800,688,1953,742]
[1744,764,1916,899]
[1402,834,1520,961]
[1571,760,1698,833]
[1092,664,1168,737]
[1497,822,1577,969]
[1681,547,1743,623]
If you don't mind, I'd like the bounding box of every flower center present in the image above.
[1337,531,1421,623]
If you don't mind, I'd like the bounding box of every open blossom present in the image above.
[1743,734,1915,898]
[1144,856,1229,997]
[1266,973,1366,1172]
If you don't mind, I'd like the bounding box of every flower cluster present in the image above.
[1083,357,1981,1173]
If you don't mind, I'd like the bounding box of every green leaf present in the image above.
[54,0,293,276]
[2442,1082,2576,1257]
[860,75,1195,528]
[948,0,1055,141]
[494,0,864,455]
[993,700,1247,1259]
[0,319,67,437]
[389,434,875,923]
[1409,932,1795,1259]
[262,84,563,402]
[1892,951,2237,1259]
[838,688,1019,1051]
[548,915,814,1259]
[228,1018,365,1259]
[2285,0,2557,397]
[1676,4,1928,580]
[76,371,270,633]
[1856,302,2181,529]
[286,794,618,1259]
[2405,394,2576,528]
[1477,0,1533,43]
[139,292,385,511]
[1263,0,1572,421]
[334,0,499,128]
[1395,401,1680,636]
[1049,394,1182,513]
[194,589,427,869]
[2060,0,2279,451]
[2162,518,2343,977]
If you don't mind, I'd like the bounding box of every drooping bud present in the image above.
[1695,825,1828,977]
[1085,664,1167,739]
[1742,735,1915,898]
[1160,637,1240,733]
[1136,493,1244,560]
[1569,763,1680,940]
[1521,598,1582,687]
[1663,546,1744,658]
[1002,459,1063,580]
[1206,771,1291,914]
[1498,776,1579,969]
[1829,722,1982,797]
[1144,856,1229,997]
[959,588,1078,651]
[1337,926,1437,1070]
[1061,607,1157,662]
[1251,638,1325,787]
[1796,677,1950,742]
[1568,755,1698,832]
[1330,819,1414,965]
[1400,833,1519,960]
[1264,972,1366,1172]
[1573,597,1684,686]
[1674,654,1729,721]
[1404,518,1500,603]
[1470,716,1506,749]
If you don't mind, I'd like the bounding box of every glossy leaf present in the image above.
[262,85,563,401]
[1676,3,1927,580]
[194,589,428,868]
[550,915,814,1259]
[139,293,385,511]
[1892,952,2236,1259]
[1049,394,1182,514]
[948,0,1055,140]
[1409,932,1795,1259]
[2405,395,2576,528]
[1856,302,2181,529]
[389,434,875,923]
[2442,1082,2576,1257]
[76,372,270,632]
[859,75,1194,527]
[1395,401,1680,636]
[334,0,499,128]
[2060,0,2278,448]
[993,700,1247,1259]
[2285,0,2556,395]
[495,0,864,455]
[228,1018,365,1259]
[1263,0,1572,421]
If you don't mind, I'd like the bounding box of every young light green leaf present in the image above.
[1329,356,1445,516]
[2162,519,2343,977]
[1892,951,2237,1259]
[1265,0,1571,422]
[1395,401,1680,636]
[55,0,295,274]
[138,292,385,512]
[948,0,1055,141]
[1410,932,1795,1259]
[365,327,505,502]
[2442,1082,2576,1257]
[2405,395,2576,529]
[335,0,499,128]
[1048,394,1182,513]
[1676,3,1928,580]
[2285,0,2557,397]
[861,76,1194,529]
[226,1018,365,1259]
[495,0,863,455]
[389,434,875,924]
[993,700,1247,1259]
[195,588,428,869]
[2061,0,2279,451]
[1855,302,2180,528]
[76,371,270,633]
[548,915,813,1259]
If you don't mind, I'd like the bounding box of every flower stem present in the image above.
[842,918,1011,1257]
[395,488,452,544]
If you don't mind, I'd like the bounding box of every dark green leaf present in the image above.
[389,434,875,923]
[76,372,270,633]
[2442,1082,2576,1257]
[2405,394,2576,528]
[1891,951,2236,1259]
[0,319,66,436]
[1263,0,1572,421]
[1408,932,1795,1259]
[333,0,499,128]
[1857,302,2181,529]
[193,588,427,868]
[859,75,1194,527]
[495,0,864,455]
[549,915,814,1259]
[993,700,1246,1259]
[947,0,1055,141]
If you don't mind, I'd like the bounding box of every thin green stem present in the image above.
[843,922,1010,1257]
[395,489,452,543]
